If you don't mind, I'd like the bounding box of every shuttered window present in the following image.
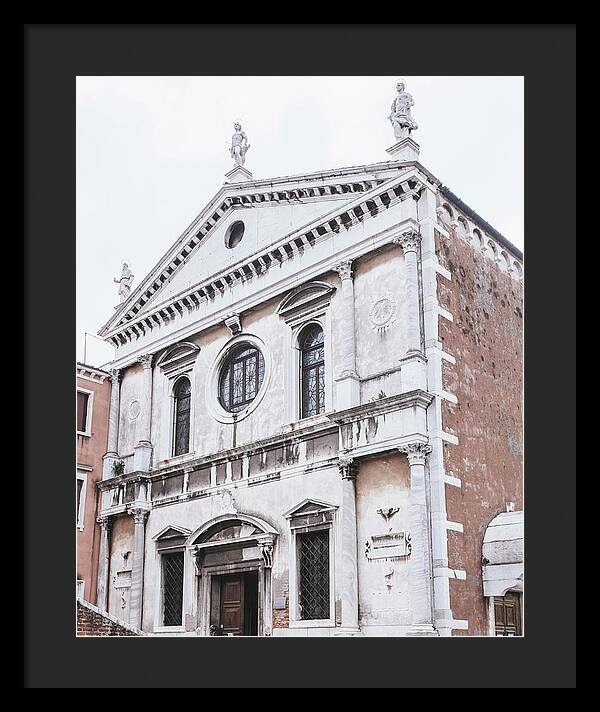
[77,391,89,433]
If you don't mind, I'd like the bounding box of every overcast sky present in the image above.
[76,75,524,368]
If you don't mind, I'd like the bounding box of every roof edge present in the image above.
[439,185,523,261]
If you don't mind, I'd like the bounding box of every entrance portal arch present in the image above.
[186,513,278,637]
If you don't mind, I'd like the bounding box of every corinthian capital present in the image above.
[109,368,121,386]
[130,507,149,525]
[97,515,113,531]
[398,441,431,466]
[393,229,422,254]
[334,259,353,281]
[138,354,153,369]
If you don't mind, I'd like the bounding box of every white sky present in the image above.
[76,76,524,368]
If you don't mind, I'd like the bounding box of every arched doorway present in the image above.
[187,514,277,637]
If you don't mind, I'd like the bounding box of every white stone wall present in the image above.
[356,453,413,633]
[141,464,342,634]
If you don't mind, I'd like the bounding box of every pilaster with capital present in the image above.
[398,442,435,632]
[393,229,424,356]
[102,369,121,479]
[134,354,154,472]
[128,507,149,629]
[337,456,360,633]
[334,260,360,410]
[96,515,113,612]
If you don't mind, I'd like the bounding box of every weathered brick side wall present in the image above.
[77,599,141,636]
[435,228,523,636]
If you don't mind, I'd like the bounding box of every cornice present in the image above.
[327,389,434,425]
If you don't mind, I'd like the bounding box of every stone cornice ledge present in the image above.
[102,418,340,484]
[327,389,434,425]
[97,473,152,492]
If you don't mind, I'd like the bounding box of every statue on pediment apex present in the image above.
[389,79,418,141]
[230,122,250,167]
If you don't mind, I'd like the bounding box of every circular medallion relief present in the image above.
[369,296,397,332]
[128,399,141,420]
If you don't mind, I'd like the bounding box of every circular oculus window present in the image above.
[225,220,245,249]
[218,343,265,413]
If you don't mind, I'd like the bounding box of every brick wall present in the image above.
[435,227,523,636]
[77,599,142,637]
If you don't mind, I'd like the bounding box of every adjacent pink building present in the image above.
[76,363,112,604]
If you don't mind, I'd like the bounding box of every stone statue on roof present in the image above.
[114,262,134,303]
[230,122,250,167]
[389,79,418,141]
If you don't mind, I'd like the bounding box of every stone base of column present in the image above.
[399,352,427,391]
[333,627,363,637]
[102,452,119,480]
[133,442,153,472]
[336,373,360,410]
[407,624,438,637]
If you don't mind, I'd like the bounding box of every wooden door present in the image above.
[494,591,522,636]
[220,575,245,636]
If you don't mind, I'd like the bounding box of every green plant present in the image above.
[112,459,126,477]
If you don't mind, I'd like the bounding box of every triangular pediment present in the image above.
[152,525,192,541]
[98,163,413,339]
[284,498,338,519]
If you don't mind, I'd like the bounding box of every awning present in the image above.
[482,511,524,597]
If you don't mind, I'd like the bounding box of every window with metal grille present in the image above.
[300,325,325,419]
[172,377,191,456]
[298,529,330,620]
[77,391,89,433]
[219,344,265,413]
[162,551,184,627]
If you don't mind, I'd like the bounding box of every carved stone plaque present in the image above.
[365,531,411,560]
[369,296,397,333]
[128,399,141,420]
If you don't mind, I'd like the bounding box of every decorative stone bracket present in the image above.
[224,313,242,336]
[256,535,276,569]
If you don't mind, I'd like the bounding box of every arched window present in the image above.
[219,344,265,413]
[172,377,191,456]
[300,324,325,419]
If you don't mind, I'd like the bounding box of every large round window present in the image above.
[225,220,245,249]
[219,343,265,413]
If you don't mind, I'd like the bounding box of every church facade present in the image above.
[92,84,523,637]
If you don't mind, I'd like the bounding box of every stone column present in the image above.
[334,260,360,410]
[133,354,153,472]
[393,229,423,355]
[102,369,121,479]
[129,507,149,629]
[337,457,360,634]
[399,442,436,635]
[96,515,112,612]
[258,536,275,637]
